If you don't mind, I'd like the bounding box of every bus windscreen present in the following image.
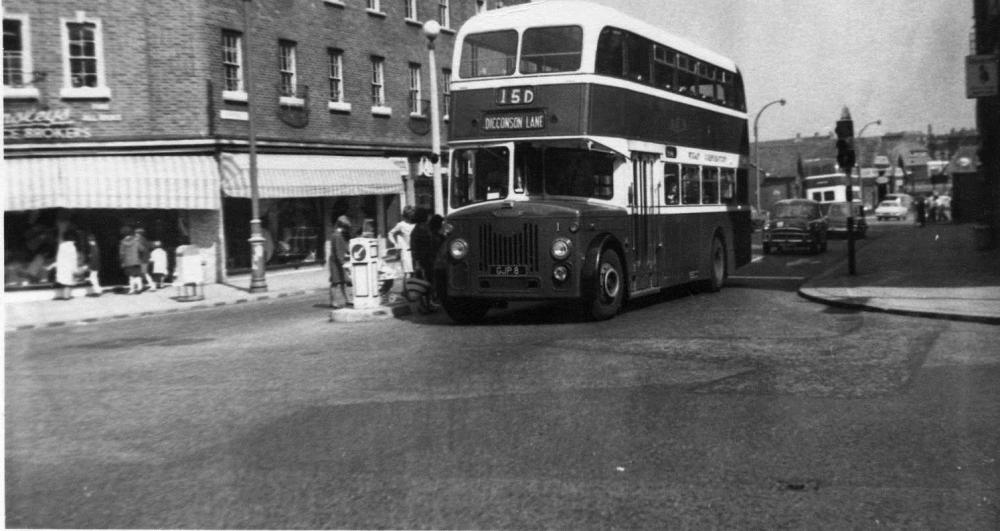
[460,30,517,78]
[519,26,583,74]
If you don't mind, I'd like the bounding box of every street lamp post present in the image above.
[422,20,444,216]
[243,0,266,293]
[753,98,786,213]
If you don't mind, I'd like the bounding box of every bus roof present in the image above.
[458,0,739,73]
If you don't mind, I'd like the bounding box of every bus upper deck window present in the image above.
[460,30,517,78]
[520,26,582,74]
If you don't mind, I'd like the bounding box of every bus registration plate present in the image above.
[493,265,526,276]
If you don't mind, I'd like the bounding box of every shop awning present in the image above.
[4,155,221,211]
[220,153,406,198]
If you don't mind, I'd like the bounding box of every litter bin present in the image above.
[174,244,205,302]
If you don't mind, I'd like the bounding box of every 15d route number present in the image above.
[496,86,535,106]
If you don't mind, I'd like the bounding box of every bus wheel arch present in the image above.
[583,235,627,320]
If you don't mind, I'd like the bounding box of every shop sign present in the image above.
[4,107,93,140]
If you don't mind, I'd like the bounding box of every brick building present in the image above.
[3,0,520,290]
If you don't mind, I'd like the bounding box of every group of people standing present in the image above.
[327,205,445,310]
[118,227,170,295]
[49,225,172,300]
[914,192,952,227]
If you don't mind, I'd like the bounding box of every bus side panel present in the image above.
[588,85,745,153]
[730,209,752,268]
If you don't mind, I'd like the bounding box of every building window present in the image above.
[4,15,38,98]
[370,56,390,115]
[404,0,417,20]
[222,30,245,101]
[327,48,351,112]
[438,0,450,28]
[279,40,298,98]
[60,15,109,99]
[409,63,422,115]
[442,68,452,120]
[476,0,487,14]
[367,0,381,12]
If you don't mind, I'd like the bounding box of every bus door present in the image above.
[630,153,660,292]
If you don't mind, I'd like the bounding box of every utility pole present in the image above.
[836,107,857,275]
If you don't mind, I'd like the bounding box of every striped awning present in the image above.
[220,153,406,198]
[4,155,221,211]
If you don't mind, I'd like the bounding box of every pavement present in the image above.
[4,222,1000,332]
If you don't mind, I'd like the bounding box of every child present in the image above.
[151,241,169,289]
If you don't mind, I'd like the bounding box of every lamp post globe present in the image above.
[422,20,441,40]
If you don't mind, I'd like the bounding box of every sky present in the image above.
[588,0,978,141]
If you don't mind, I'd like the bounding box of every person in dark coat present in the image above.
[915,195,927,227]
[328,215,352,309]
[119,226,143,294]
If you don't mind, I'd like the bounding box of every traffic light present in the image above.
[835,107,855,170]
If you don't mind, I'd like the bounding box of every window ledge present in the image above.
[409,112,427,119]
[371,105,392,116]
[279,95,305,107]
[223,90,248,103]
[442,27,456,35]
[366,9,387,18]
[59,86,111,100]
[3,86,41,100]
[328,101,352,113]
[323,0,345,7]
[405,18,422,27]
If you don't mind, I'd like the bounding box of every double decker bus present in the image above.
[437,0,752,323]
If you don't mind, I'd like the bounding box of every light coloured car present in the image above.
[875,200,909,221]
[826,201,867,238]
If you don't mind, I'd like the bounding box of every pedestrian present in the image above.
[327,215,353,309]
[929,193,939,223]
[119,226,144,294]
[388,205,416,279]
[938,193,951,222]
[915,195,926,227]
[135,227,155,291]
[50,228,80,300]
[409,207,434,280]
[83,232,103,297]
[151,240,169,289]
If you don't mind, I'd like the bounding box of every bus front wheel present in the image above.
[442,297,490,325]
[589,249,624,320]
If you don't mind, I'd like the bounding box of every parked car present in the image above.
[762,198,828,254]
[751,206,768,230]
[874,199,909,221]
[825,201,867,238]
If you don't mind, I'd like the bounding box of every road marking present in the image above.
[729,275,806,281]
[785,258,821,267]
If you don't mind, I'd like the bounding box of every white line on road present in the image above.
[728,275,806,281]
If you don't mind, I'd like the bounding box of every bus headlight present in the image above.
[553,264,569,282]
[550,237,572,260]
[449,238,469,260]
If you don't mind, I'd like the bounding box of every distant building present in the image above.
[3,0,523,289]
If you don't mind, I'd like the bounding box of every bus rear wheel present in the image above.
[706,236,726,292]
[442,297,490,324]
[589,249,624,320]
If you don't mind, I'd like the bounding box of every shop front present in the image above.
[218,153,407,274]
[4,155,222,289]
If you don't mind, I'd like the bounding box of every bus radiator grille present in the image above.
[477,223,540,273]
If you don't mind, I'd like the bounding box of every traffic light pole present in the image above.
[836,107,857,275]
